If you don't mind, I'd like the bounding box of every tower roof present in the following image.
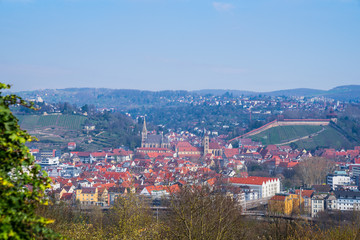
[142,116,147,133]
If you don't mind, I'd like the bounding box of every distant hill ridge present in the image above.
[14,84,360,108]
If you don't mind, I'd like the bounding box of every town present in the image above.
[32,115,360,219]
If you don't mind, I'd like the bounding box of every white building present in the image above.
[228,177,280,199]
[311,194,327,218]
[334,191,360,211]
[41,157,59,166]
[326,174,351,190]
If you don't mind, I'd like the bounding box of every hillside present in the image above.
[249,124,356,150]
[16,114,86,130]
[15,113,141,151]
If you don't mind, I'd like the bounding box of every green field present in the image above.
[294,126,354,150]
[16,114,86,130]
[250,125,354,150]
[250,125,322,144]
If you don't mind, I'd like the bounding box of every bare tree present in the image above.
[295,157,336,187]
[164,185,246,240]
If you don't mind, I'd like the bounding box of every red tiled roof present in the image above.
[295,189,314,198]
[60,193,73,201]
[270,195,286,201]
[209,142,221,149]
[224,148,239,158]
[228,176,278,185]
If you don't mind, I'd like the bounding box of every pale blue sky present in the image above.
[1,0,359,92]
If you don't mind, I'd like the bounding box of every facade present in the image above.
[295,189,314,214]
[76,187,98,205]
[268,193,303,215]
[108,187,127,205]
[141,117,171,149]
[203,136,223,157]
[40,157,59,166]
[326,194,337,210]
[228,177,280,199]
[334,191,360,211]
[327,174,351,190]
[311,194,327,218]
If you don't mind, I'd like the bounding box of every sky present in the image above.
[0,0,359,92]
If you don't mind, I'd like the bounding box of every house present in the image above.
[108,187,128,205]
[60,192,75,204]
[76,187,98,205]
[334,190,360,211]
[228,177,280,199]
[327,173,351,190]
[268,193,303,215]
[311,194,327,217]
[97,188,109,206]
[295,189,314,214]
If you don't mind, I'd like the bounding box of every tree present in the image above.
[165,185,246,240]
[0,83,56,239]
[294,157,336,187]
[105,193,162,239]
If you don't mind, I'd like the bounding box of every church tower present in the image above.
[141,116,148,147]
[203,135,209,157]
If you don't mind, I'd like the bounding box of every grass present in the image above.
[16,114,86,130]
[250,125,323,145]
[295,126,354,150]
[250,124,355,150]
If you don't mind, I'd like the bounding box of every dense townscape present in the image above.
[3,86,360,239]
[32,116,360,218]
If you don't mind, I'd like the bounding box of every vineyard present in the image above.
[250,125,323,145]
[250,125,355,150]
[16,114,86,130]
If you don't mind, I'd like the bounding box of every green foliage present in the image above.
[16,115,86,130]
[0,83,57,239]
[250,124,354,150]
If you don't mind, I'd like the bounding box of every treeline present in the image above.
[38,186,360,240]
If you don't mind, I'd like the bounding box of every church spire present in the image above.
[142,116,147,134]
[141,116,147,147]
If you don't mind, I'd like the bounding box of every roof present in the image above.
[295,189,314,198]
[334,190,360,199]
[209,142,221,149]
[81,187,97,194]
[228,176,278,185]
[60,193,74,201]
[224,148,239,158]
[312,184,331,193]
[270,195,286,201]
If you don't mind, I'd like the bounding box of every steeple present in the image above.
[203,134,209,157]
[142,116,147,134]
[141,116,148,147]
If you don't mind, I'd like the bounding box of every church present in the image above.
[141,117,171,149]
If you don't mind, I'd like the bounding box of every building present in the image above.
[228,177,280,199]
[326,193,337,211]
[108,187,128,205]
[202,135,223,157]
[268,193,303,215]
[311,194,327,217]
[76,187,98,205]
[327,173,351,190]
[141,117,170,149]
[40,157,59,166]
[295,189,314,214]
[334,190,360,211]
